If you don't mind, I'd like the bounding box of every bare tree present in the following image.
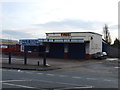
[103,24,111,44]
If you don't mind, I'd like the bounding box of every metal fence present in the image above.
[108,46,120,58]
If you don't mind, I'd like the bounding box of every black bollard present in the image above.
[43,51,46,66]
[8,52,11,64]
[37,61,39,66]
[24,52,27,65]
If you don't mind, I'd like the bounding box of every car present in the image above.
[93,52,107,59]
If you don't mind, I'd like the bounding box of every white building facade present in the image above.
[45,32,102,59]
[20,32,102,59]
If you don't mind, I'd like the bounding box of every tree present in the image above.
[112,38,120,48]
[103,24,111,44]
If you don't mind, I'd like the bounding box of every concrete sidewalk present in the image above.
[1,54,119,72]
[2,63,61,71]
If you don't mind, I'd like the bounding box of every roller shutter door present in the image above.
[49,43,64,58]
[69,43,85,59]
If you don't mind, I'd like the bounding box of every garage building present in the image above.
[20,32,102,59]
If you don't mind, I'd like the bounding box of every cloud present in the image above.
[109,25,118,30]
[2,20,117,40]
[2,30,36,39]
[35,19,108,30]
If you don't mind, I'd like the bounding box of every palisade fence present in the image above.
[2,51,47,66]
[107,46,120,58]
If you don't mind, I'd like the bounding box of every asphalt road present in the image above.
[2,67,118,89]
[1,54,119,89]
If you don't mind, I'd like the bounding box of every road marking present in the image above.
[1,80,32,83]
[31,79,93,88]
[114,67,119,69]
[59,75,68,77]
[86,78,97,80]
[57,86,94,89]
[72,76,81,79]
[103,79,113,82]
[3,82,36,88]
[37,73,43,75]
[25,72,34,74]
[46,74,55,76]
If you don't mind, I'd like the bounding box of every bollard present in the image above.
[24,52,27,65]
[37,61,39,66]
[8,52,11,64]
[43,51,46,66]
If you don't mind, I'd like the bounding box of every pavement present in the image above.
[1,54,120,71]
[2,63,61,71]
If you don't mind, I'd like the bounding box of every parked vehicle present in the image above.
[93,52,107,59]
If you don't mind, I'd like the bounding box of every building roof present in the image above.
[46,32,102,36]
[0,39,19,45]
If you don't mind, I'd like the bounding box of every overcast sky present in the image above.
[1,0,119,43]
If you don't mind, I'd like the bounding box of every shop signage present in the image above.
[20,39,84,45]
[19,40,40,45]
[61,33,71,37]
[38,39,84,43]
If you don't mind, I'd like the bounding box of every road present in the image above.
[1,54,119,89]
[2,67,118,89]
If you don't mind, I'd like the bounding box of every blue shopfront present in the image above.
[19,39,86,59]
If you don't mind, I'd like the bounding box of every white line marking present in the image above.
[58,86,94,89]
[3,82,36,88]
[103,79,113,82]
[72,76,81,79]
[46,74,55,76]
[37,73,43,75]
[86,78,97,80]
[59,75,68,77]
[114,67,119,69]
[25,72,33,74]
[1,80,32,83]
[31,79,93,88]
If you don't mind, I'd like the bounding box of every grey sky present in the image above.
[1,0,118,42]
